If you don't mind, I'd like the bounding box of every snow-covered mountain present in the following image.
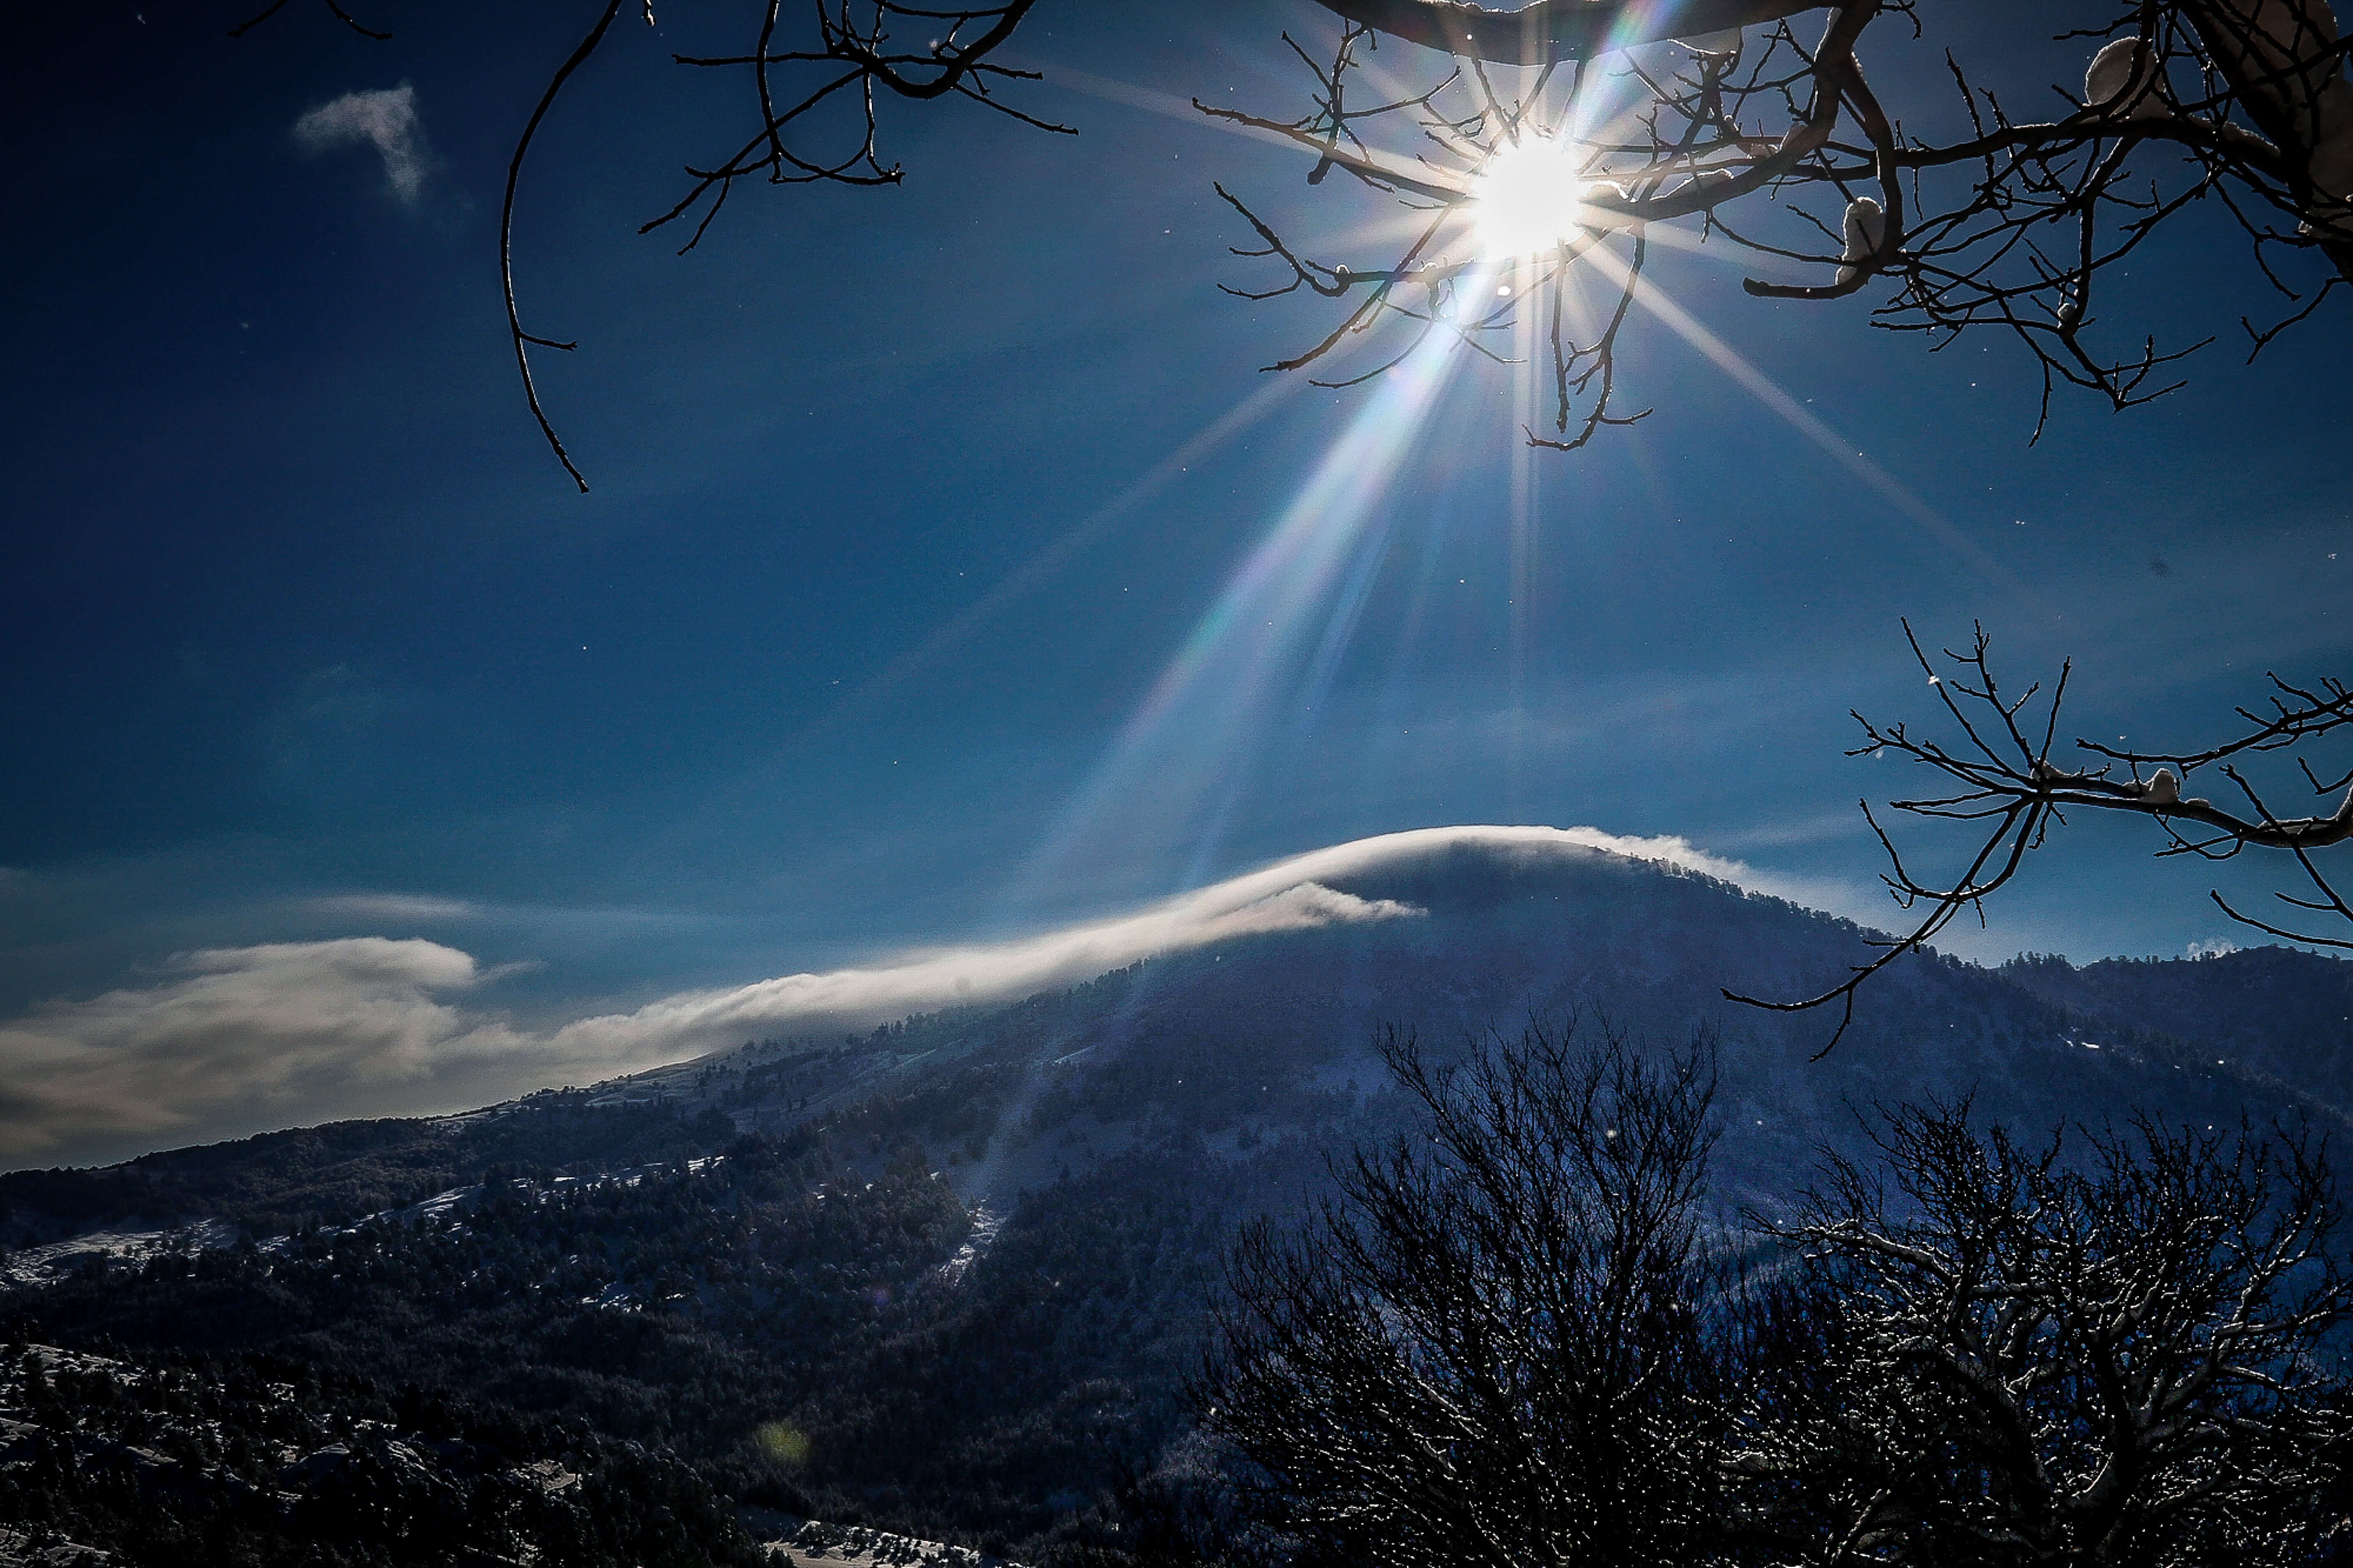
[2,832,2343,1559]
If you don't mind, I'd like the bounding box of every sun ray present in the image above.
[1573,242,2060,623]
[987,26,2062,929]
[999,289,1489,918]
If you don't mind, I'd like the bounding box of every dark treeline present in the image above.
[0,1099,740,1248]
[1149,1028,2353,1568]
[6,1022,2352,1566]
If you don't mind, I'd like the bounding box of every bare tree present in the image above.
[1209,0,2350,447]
[1195,1024,1733,1568]
[1739,1102,2353,1567]
[500,0,1072,490]
[1189,1045,2353,1566]
[1732,624,2353,1054]
[264,0,1072,491]
[241,2,2349,477]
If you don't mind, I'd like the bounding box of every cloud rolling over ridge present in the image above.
[0,827,1782,1165]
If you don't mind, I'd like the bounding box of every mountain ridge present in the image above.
[2,836,2346,1559]
[9,835,2346,1235]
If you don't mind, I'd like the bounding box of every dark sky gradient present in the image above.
[2,2,2348,1158]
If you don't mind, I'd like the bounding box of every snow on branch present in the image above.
[1214,0,2351,449]
[1733,621,2353,1054]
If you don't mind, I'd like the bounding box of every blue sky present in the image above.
[2,1,2348,1164]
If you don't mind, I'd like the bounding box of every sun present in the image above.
[1471,135,1590,260]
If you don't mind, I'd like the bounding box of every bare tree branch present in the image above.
[242,0,2353,474]
[1309,0,1827,66]
[1738,622,2353,1050]
[1213,1,2349,454]
[1747,1105,2353,1566]
[230,0,388,41]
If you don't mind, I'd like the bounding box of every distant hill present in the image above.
[2000,945,2353,1115]
[3,834,2347,1559]
[0,1099,739,1253]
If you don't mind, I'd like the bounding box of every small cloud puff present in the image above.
[294,84,428,203]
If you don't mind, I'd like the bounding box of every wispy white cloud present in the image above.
[1694,808,1872,854]
[305,892,482,923]
[0,826,1839,1163]
[293,84,429,203]
[538,827,1851,1066]
[544,876,1420,1065]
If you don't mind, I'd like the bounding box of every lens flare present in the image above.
[1473,136,1589,260]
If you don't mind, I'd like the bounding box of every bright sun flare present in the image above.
[1472,136,1588,260]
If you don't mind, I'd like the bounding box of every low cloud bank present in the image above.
[0,826,1775,1164]
[0,939,524,1160]
[293,85,429,203]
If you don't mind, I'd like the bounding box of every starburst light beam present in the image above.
[1001,289,1487,914]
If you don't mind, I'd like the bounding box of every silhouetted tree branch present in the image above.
[270,0,1067,490]
[1312,0,1821,65]
[1212,0,2350,447]
[230,0,389,42]
[1732,622,2353,1054]
[242,2,2351,479]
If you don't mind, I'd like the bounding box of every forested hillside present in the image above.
[0,1340,759,1567]
[2003,945,2353,1112]
[4,841,2347,1562]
